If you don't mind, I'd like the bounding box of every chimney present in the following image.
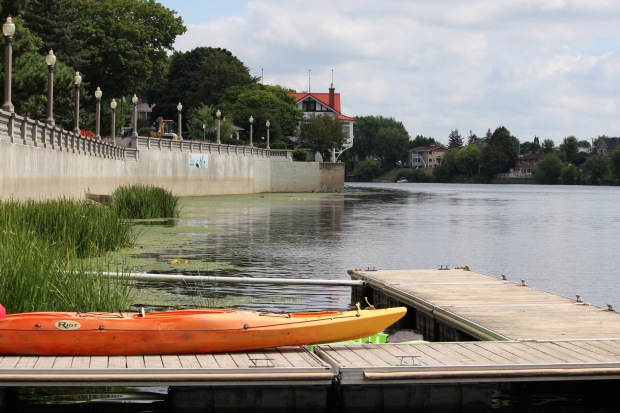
[329,83,335,108]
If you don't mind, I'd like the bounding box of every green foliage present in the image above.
[77,0,185,103]
[293,148,308,161]
[0,198,134,259]
[396,168,430,183]
[373,127,410,168]
[454,145,481,176]
[541,139,555,153]
[409,135,438,149]
[584,155,610,185]
[186,103,228,141]
[298,114,347,161]
[571,151,588,166]
[598,174,617,185]
[560,165,579,185]
[481,145,510,179]
[488,126,518,171]
[0,0,30,19]
[448,129,463,149]
[534,154,563,184]
[351,115,410,162]
[0,229,134,314]
[432,149,459,182]
[354,158,382,182]
[520,137,541,155]
[219,84,303,140]
[270,141,287,150]
[137,126,154,136]
[577,140,591,148]
[560,136,579,163]
[609,145,620,179]
[112,185,180,220]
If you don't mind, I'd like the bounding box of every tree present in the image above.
[560,136,579,163]
[409,135,438,149]
[372,127,409,169]
[583,155,610,184]
[433,149,459,182]
[481,145,509,180]
[298,114,347,161]
[610,145,620,179]
[0,0,30,20]
[454,145,481,177]
[467,130,480,146]
[448,129,463,149]
[351,115,410,161]
[186,103,233,142]
[354,158,381,182]
[534,154,563,184]
[541,139,555,153]
[77,0,186,106]
[560,165,579,184]
[487,126,518,172]
[218,84,303,140]
[577,140,591,148]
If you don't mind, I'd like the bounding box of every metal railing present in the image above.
[0,110,137,161]
[131,136,293,159]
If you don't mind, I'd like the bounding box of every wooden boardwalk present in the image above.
[0,347,332,386]
[315,340,620,384]
[349,269,620,341]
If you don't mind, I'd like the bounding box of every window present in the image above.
[303,100,316,111]
[519,160,522,164]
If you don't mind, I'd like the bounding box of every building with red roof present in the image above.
[288,84,355,161]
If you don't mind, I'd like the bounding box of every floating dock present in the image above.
[2,268,620,412]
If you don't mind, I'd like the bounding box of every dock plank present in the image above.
[0,356,21,369]
[71,356,90,369]
[213,353,238,368]
[178,354,201,369]
[52,357,73,369]
[277,347,313,368]
[89,356,108,369]
[126,356,145,369]
[161,355,183,369]
[552,342,613,363]
[15,356,38,369]
[363,344,418,366]
[343,345,391,367]
[108,356,126,369]
[144,355,163,369]
[34,357,55,369]
[195,354,219,369]
[262,348,294,368]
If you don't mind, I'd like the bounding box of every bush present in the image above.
[396,168,430,182]
[270,141,287,149]
[584,155,610,185]
[560,165,579,184]
[599,174,618,186]
[138,127,155,137]
[293,148,308,161]
[354,158,382,182]
[534,154,563,184]
[112,185,180,219]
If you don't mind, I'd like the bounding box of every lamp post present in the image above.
[266,120,270,150]
[94,87,102,139]
[110,99,117,145]
[131,94,138,138]
[216,109,221,144]
[2,16,15,112]
[249,115,253,147]
[177,102,183,140]
[73,71,82,134]
[45,50,56,125]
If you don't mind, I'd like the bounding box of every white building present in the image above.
[289,84,355,161]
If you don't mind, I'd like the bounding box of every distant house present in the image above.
[592,137,620,156]
[288,84,355,162]
[406,145,446,169]
[514,152,547,175]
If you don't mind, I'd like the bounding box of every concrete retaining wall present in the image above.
[0,113,344,199]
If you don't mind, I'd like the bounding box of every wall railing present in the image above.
[0,110,138,161]
[130,136,293,159]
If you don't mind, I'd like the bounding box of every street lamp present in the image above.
[177,102,183,140]
[266,120,270,150]
[2,16,15,112]
[131,94,138,138]
[73,71,82,134]
[216,109,221,144]
[94,87,102,140]
[45,50,56,126]
[249,115,253,147]
[110,99,117,145]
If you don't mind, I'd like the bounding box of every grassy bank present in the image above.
[112,185,180,219]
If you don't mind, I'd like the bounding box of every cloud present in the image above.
[172,0,620,143]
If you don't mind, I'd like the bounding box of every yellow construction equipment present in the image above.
[151,117,178,140]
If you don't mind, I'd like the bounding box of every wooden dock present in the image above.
[349,268,620,341]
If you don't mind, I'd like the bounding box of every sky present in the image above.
[159,0,620,146]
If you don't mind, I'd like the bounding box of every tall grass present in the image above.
[112,185,180,219]
[0,198,136,313]
[0,198,134,258]
[0,228,134,314]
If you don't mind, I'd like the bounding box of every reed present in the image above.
[112,184,180,219]
[0,228,134,314]
[0,198,134,258]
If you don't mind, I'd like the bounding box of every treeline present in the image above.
[0,0,185,134]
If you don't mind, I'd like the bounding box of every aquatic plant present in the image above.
[112,184,180,219]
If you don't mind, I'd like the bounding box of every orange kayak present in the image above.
[0,307,406,355]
